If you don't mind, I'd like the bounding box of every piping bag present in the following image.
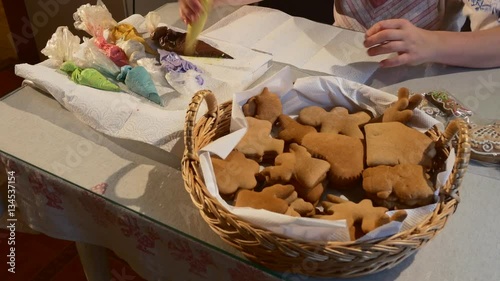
[60,61,121,92]
[184,0,213,56]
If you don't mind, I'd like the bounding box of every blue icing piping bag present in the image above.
[118,65,162,105]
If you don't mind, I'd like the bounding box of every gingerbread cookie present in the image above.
[287,198,315,217]
[235,117,284,162]
[362,164,435,209]
[242,87,282,124]
[292,179,325,206]
[372,88,423,124]
[285,207,301,217]
[211,150,260,195]
[316,195,407,240]
[365,122,436,168]
[234,184,296,214]
[261,143,330,189]
[270,184,298,204]
[302,132,365,188]
[425,90,473,118]
[298,106,370,139]
[469,121,500,164]
[276,114,317,144]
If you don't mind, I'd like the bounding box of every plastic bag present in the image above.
[117,65,162,105]
[73,0,117,38]
[159,49,204,87]
[116,39,146,65]
[137,58,176,99]
[145,11,161,35]
[74,37,120,78]
[60,61,121,92]
[109,23,156,55]
[41,26,81,66]
[137,58,167,87]
[94,36,129,67]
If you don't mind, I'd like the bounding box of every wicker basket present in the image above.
[182,90,471,278]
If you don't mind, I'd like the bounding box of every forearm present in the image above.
[431,27,500,68]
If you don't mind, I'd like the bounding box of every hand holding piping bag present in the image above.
[185,0,213,56]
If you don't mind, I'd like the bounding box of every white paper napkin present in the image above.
[15,63,185,154]
[204,5,390,84]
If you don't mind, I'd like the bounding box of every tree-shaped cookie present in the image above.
[362,164,435,209]
[242,87,283,124]
[315,195,407,240]
[261,143,330,189]
[235,117,284,162]
[211,150,260,195]
[298,106,371,139]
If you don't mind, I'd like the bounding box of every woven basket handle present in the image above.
[442,118,468,144]
[440,118,471,197]
[184,90,218,161]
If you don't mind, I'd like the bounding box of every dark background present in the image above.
[258,1,471,31]
[259,0,334,25]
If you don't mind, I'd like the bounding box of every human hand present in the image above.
[364,19,438,67]
[179,0,204,24]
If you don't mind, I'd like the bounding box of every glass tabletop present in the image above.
[0,60,344,281]
[2,59,499,281]
[1,3,499,280]
[0,84,287,276]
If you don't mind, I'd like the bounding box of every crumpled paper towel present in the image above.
[198,66,454,243]
[15,63,185,155]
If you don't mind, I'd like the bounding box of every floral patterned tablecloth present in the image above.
[0,85,283,281]
[0,153,280,281]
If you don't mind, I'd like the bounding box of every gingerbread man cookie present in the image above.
[316,195,407,240]
[298,106,371,139]
[261,143,330,189]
